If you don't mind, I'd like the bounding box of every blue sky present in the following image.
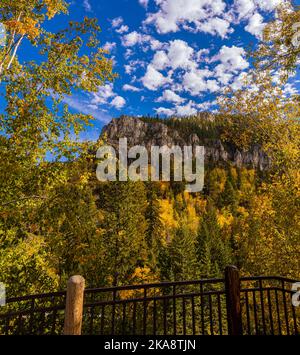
[8,0,300,140]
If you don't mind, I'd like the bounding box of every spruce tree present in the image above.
[145,182,163,272]
[197,201,232,278]
[168,226,199,281]
[96,180,148,286]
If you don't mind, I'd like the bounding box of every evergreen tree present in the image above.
[219,176,238,209]
[96,180,148,286]
[168,226,199,281]
[197,201,233,278]
[145,182,163,271]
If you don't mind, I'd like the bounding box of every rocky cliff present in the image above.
[101,116,270,171]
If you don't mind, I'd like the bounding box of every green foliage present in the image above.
[95,180,148,286]
[168,226,199,281]
[197,201,233,278]
[0,231,59,296]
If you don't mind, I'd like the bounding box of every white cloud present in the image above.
[182,68,212,95]
[152,50,170,70]
[156,98,218,117]
[210,46,249,87]
[124,49,133,59]
[112,17,123,28]
[213,45,249,72]
[103,42,116,52]
[155,107,174,116]
[256,0,282,12]
[176,101,197,116]
[196,48,210,62]
[124,59,146,75]
[234,0,282,19]
[121,31,147,46]
[168,40,195,70]
[157,89,185,103]
[206,79,220,93]
[89,84,126,110]
[245,12,265,39]
[91,84,115,106]
[121,31,163,50]
[198,17,233,38]
[196,100,217,111]
[141,64,170,90]
[144,0,232,37]
[230,71,248,90]
[123,84,142,92]
[111,96,126,109]
[139,0,149,8]
[233,0,282,39]
[83,0,92,12]
[150,40,196,71]
[116,25,129,34]
[234,0,256,19]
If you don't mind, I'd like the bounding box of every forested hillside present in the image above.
[1,111,299,297]
[0,1,299,299]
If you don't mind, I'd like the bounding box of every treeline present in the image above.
[140,113,225,141]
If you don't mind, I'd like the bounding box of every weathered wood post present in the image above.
[64,275,85,335]
[225,265,242,335]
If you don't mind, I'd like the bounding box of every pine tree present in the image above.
[145,182,163,272]
[96,180,148,286]
[219,176,238,209]
[168,226,199,281]
[197,201,232,278]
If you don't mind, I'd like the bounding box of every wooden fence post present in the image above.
[64,275,85,335]
[225,265,242,335]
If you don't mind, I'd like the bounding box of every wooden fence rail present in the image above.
[1,266,299,335]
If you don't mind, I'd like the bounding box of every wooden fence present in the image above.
[0,266,299,335]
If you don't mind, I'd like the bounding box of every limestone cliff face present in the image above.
[101,116,270,171]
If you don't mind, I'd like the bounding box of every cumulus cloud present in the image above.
[233,0,282,39]
[123,84,142,92]
[112,17,124,28]
[89,84,126,111]
[211,46,249,87]
[111,96,126,109]
[168,40,196,70]
[156,98,218,117]
[234,0,256,19]
[155,107,174,116]
[144,0,232,37]
[182,68,213,95]
[152,50,170,70]
[212,45,249,72]
[197,17,233,38]
[150,40,196,71]
[103,42,116,52]
[176,101,198,116]
[116,25,129,34]
[256,0,282,12]
[141,65,170,90]
[124,59,146,75]
[245,13,266,39]
[121,31,163,50]
[122,31,144,46]
[90,84,115,106]
[157,89,185,103]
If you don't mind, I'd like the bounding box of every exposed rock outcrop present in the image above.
[101,116,270,171]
